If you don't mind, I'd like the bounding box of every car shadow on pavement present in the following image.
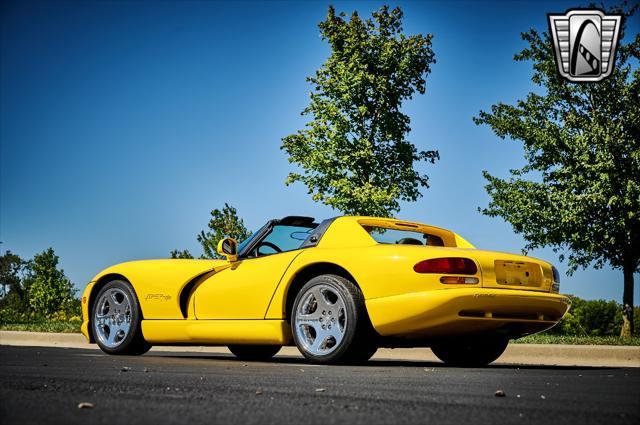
[368,359,617,370]
[147,353,618,370]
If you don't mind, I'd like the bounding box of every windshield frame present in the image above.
[237,221,275,259]
[236,216,336,259]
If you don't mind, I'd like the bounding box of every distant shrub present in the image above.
[25,248,76,317]
[49,298,81,321]
[0,248,80,324]
[0,292,34,323]
[547,295,633,336]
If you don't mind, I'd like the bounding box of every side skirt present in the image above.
[141,319,292,345]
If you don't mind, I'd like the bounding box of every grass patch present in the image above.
[0,321,81,333]
[513,333,640,346]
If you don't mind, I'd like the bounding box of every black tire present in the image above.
[228,345,281,361]
[291,274,377,364]
[92,280,151,355]
[431,337,508,367]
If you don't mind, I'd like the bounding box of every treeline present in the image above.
[0,248,80,325]
[549,296,640,337]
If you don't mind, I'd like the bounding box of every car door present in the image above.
[193,224,313,319]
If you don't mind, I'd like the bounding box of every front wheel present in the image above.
[228,345,281,361]
[291,274,377,364]
[92,280,151,355]
[431,337,508,367]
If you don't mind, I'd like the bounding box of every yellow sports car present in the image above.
[81,215,570,366]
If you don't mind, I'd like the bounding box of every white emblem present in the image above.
[548,9,622,82]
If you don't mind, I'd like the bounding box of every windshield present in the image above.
[257,224,314,255]
[238,221,318,258]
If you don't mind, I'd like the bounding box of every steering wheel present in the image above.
[255,241,282,256]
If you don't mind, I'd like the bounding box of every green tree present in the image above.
[473,4,639,336]
[0,249,31,322]
[0,250,25,299]
[197,203,251,258]
[550,296,622,336]
[171,203,251,259]
[282,5,438,217]
[170,249,194,259]
[26,248,76,317]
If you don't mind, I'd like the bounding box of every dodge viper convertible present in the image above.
[81,215,570,366]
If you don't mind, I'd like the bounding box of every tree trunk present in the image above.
[620,261,635,337]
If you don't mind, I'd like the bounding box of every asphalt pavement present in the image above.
[1,345,638,425]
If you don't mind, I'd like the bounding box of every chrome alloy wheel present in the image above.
[94,288,132,348]
[294,284,347,356]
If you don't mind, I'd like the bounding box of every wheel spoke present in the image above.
[310,329,329,352]
[325,325,343,345]
[311,288,330,311]
[120,319,131,333]
[110,291,121,306]
[106,326,118,345]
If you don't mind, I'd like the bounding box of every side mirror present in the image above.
[216,238,238,262]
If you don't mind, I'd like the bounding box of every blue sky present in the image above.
[1,0,638,302]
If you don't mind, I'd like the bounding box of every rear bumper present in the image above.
[366,288,570,339]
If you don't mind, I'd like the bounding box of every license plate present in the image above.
[494,260,541,287]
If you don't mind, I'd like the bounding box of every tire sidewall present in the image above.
[291,275,359,363]
[92,280,144,354]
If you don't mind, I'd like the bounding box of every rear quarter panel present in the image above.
[264,244,485,319]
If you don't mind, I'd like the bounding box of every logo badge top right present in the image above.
[548,9,622,82]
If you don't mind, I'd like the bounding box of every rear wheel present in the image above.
[431,337,508,367]
[228,345,281,361]
[291,274,377,364]
[92,280,151,355]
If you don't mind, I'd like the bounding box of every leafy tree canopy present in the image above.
[197,203,251,259]
[282,5,438,217]
[171,203,251,259]
[474,3,639,335]
[170,249,194,259]
[0,250,25,299]
[25,248,76,317]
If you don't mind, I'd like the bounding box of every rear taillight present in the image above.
[413,257,478,275]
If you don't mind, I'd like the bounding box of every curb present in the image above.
[1,331,639,367]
